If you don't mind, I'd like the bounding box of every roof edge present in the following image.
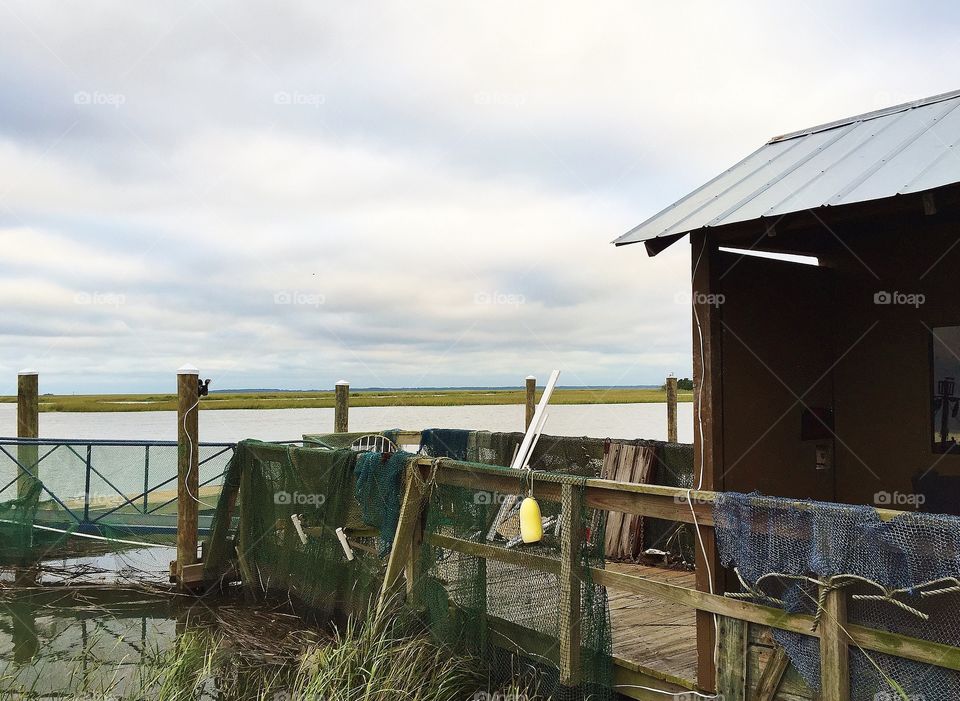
[769,88,960,144]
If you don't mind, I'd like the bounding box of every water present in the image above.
[0,402,693,443]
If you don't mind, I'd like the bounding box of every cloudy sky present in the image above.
[2,1,958,393]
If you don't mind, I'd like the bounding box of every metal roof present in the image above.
[614,89,960,250]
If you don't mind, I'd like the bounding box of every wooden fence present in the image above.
[375,452,960,701]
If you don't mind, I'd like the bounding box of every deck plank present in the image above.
[604,562,698,685]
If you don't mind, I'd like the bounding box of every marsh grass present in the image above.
[1,387,691,413]
[0,600,543,701]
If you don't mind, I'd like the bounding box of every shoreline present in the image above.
[0,387,694,413]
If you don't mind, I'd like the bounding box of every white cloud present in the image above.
[0,0,957,391]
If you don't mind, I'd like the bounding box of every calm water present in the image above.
[0,402,693,443]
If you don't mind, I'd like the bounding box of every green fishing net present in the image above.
[411,460,613,700]
[207,440,385,619]
[0,479,42,563]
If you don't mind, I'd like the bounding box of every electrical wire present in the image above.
[182,394,217,510]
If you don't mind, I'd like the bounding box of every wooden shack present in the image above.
[616,89,960,697]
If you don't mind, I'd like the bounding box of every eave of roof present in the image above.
[615,89,960,254]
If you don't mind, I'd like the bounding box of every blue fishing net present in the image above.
[714,492,960,700]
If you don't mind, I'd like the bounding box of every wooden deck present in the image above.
[607,562,698,686]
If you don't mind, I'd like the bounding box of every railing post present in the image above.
[716,615,748,701]
[666,374,678,443]
[16,369,39,498]
[143,445,150,513]
[177,364,200,590]
[525,375,536,430]
[335,380,349,433]
[819,584,851,701]
[559,483,582,689]
[83,445,92,524]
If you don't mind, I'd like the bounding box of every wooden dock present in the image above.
[607,562,697,687]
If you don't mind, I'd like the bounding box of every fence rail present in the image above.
[0,437,235,536]
[380,456,960,699]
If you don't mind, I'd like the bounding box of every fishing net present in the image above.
[355,450,414,556]
[411,460,613,700]
[644,441,695,563]
[423,430,606,477]
[208,440,386,619]
[714,492,960,700]
[0,479,42,563]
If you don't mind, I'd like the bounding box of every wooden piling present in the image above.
[176,364,200,590]
[16,370,39,498]
[524,375,536,430]
[335,380,349,433]
[666,375,678,443]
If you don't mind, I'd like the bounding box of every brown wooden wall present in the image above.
[696,206,960,511]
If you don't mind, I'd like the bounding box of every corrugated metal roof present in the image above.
[614,89,960,249]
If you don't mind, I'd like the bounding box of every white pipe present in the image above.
[486,370,560,540]
[510,369,559,470]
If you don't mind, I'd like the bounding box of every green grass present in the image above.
[0,388,693,413]
[0,601,543,701]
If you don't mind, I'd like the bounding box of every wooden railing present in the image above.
[378,457,960,701]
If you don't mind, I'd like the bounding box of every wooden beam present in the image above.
[378,465,426,612]
[334,380,349,433]
[691,231,724,691]
[754,645,790,701]
[716,616,747,701]
[16,370,39,499]
[666,375,678,443]
[819,586,851,701]
[176,365,200,591]
[203,455,242,584]
[558,484,582,687]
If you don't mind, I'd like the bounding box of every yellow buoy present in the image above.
[519,496,543,543]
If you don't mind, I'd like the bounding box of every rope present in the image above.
[727,568,960,625]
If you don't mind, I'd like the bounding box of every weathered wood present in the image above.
[203,456,241,583]
[378,466,426,611]
[666,375,678,443]
[819,586,850,701]
[559,484,583,687]
[691,231,724,691]
[16,370,39,499]
[334,380,349,433]
[716,616,748,701]
[525,376,536,429]
[176,366,200,590]
[755,645,790,701]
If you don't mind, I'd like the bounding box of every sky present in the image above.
[2,1,959,394]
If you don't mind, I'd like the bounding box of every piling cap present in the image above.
[336,379,349,386]
[525,375,536,381]
[177,364,199,375]
[17,368,38,376]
